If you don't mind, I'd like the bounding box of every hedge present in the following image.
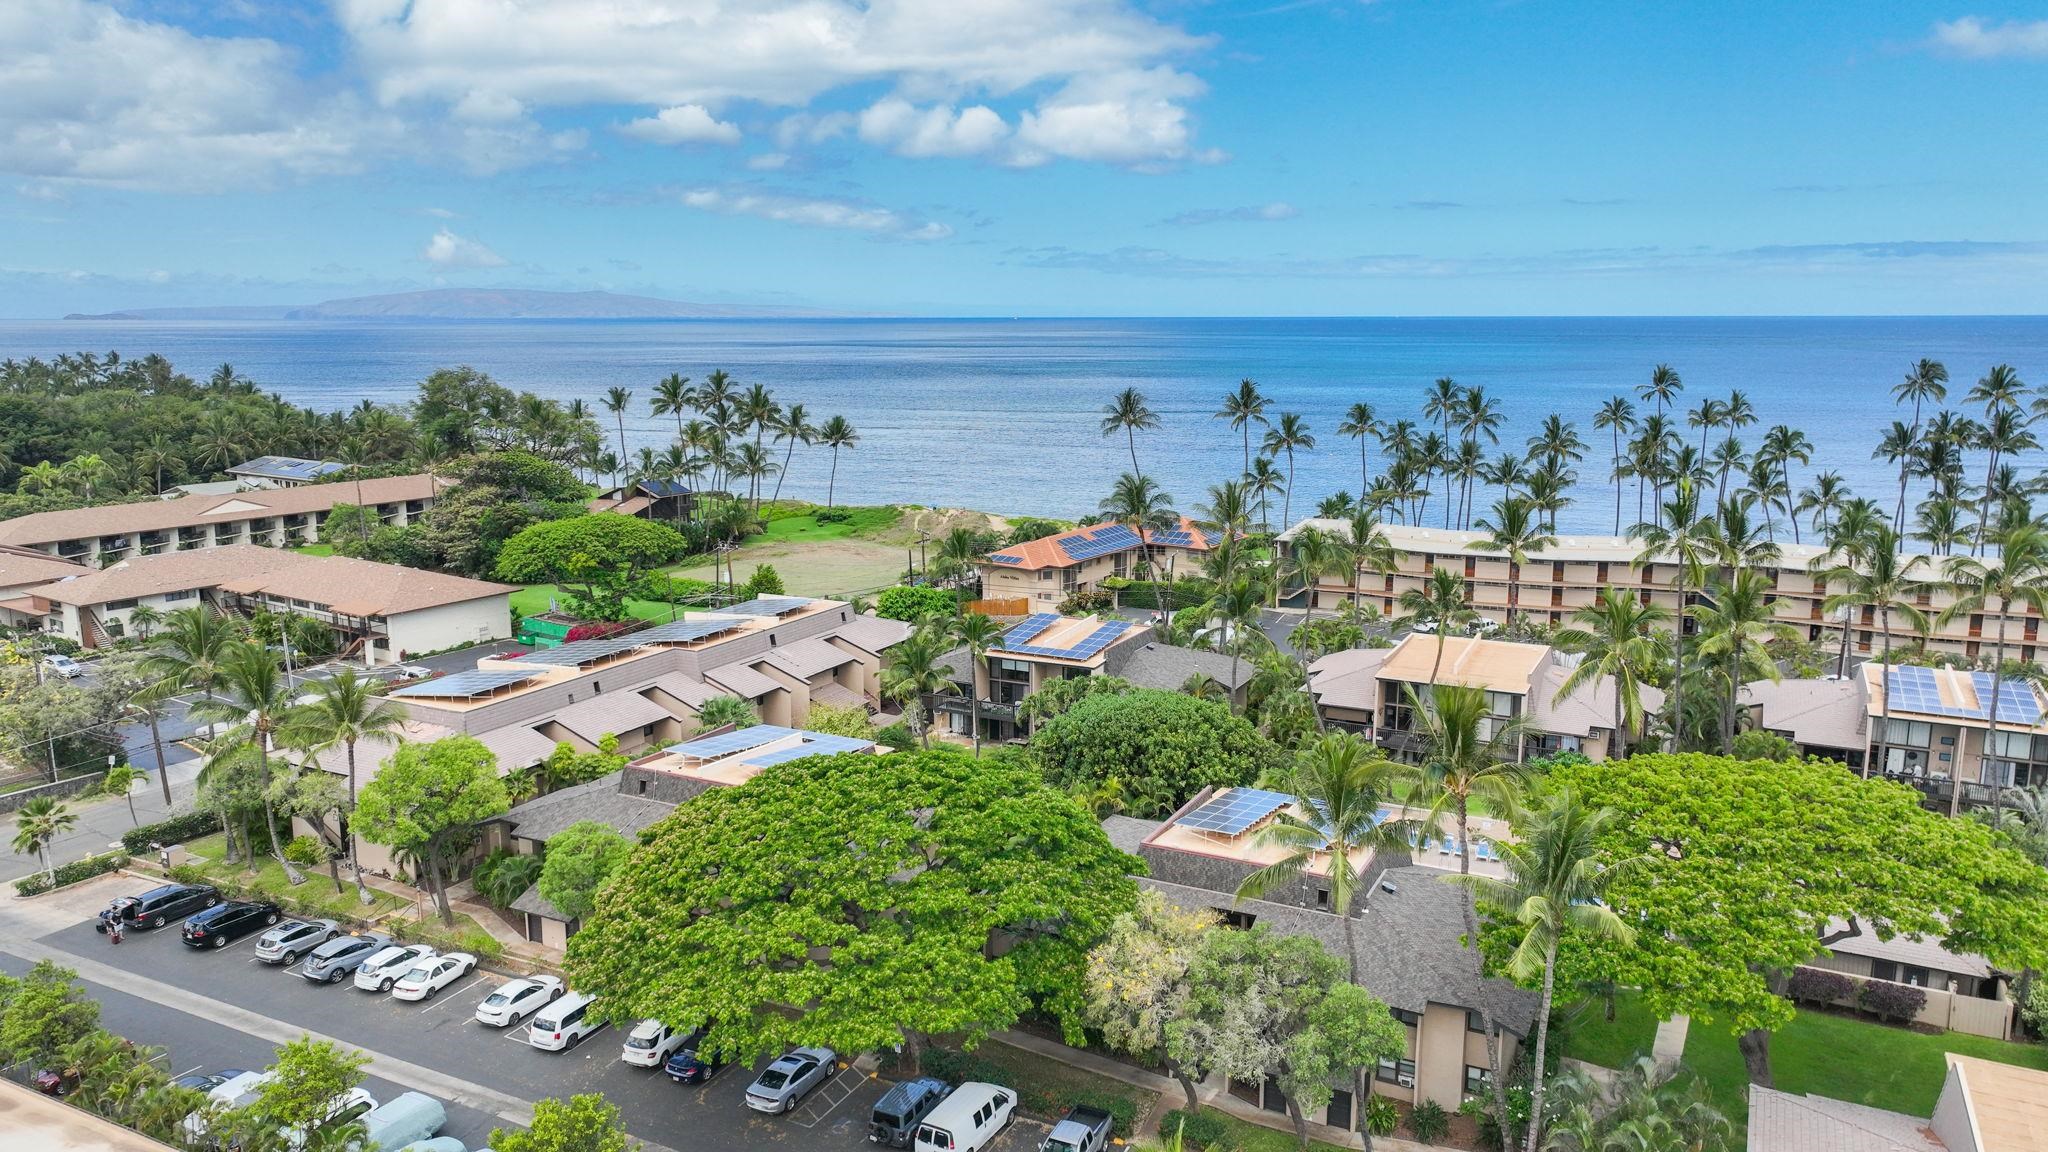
[15,851,129,897]
[1859,978,1928,1024]
[1787,967,1856,1006]
[923,1048,1138,1138]
[122,811,221,854]
[1159,1109,1228,1150]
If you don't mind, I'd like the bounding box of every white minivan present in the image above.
[914,1082,1014,1152]
[528,990,602,1051]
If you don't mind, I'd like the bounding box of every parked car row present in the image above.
[179,1068,451,1150]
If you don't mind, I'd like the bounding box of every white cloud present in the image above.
[421,206,456,218]
[747,152,791,170]
[858,98,1010,157]
[1164,202,1298,226]
[1929,17,2048,59]
[422,228,508,268]
[619,104,744,145]
[678,186,952,240]
[1012,67,1207,167]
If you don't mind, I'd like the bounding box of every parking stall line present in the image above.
[169,1064,202,1080]
[412,983,476,1015]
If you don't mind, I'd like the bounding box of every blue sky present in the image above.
[4,1,2047,317]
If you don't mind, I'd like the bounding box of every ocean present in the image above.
[3,316,2045,535]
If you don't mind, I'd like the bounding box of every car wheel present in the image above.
[264,912,279,925]
[282,951,299,966]
[425,984,438,1000]
[151,913,166,929]
[328,969,346,983]
[324,930,340,941]
[212,935,227,949]
[549,986,564,1001]
[378,977,393,992]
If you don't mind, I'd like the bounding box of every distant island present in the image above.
[66,288,861,321]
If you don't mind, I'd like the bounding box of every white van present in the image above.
[528,990,602,1051]
[915,1082,1015,1152]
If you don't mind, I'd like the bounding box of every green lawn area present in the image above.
[293,543,335,556]
[1205,1111,1351,1152]
[753,505,902,544]
[180,833,410,920]
[1562,991,2048,1126]
[507,584,683,624]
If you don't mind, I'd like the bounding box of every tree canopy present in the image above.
[495,512,689,620]
[354,736,509,923]
[490,1094,638,1152]
[538,820,633,921]
[1031,688,1286,818]
[1535,753,2048,1083]
[564,747,1140,1062]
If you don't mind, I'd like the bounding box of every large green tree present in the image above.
[491,1094,639,1152]
[495,512,689,621]
[564,747,1139,1066]
[353,736,509,924]
[1031,688,1287,818]
[537,820,633,921]
[0,961,99,1071]
[1083,890,1217,1112]
[1537,753,2048,1088]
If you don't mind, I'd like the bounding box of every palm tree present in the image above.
[817,416,858,508]
[1554,589,1669,758]
[1760,425,1814,543]
[1407,683,1529,922]
[602,386,633,488]
[1239,731,1411,981]
[1973,403,2037,554]
[1397,566,1477,685]
[951,613,1004,756]
[1794,471,1850,541]
[1629,478,1714,751]
[694,695,757,731]
[12,796,76,885]
[138,606,239,702]
[288,670,410,901]
[1099,472,1177,580]
[1893,358,1948,442]
[1337,401,1377,498]
[1691,569,1799,754]
[1216,378,1269,477]
[1874,420,1919,535]
[651,372,692,445]
[1215,575,1267,707]
[1101,387,1161,478]
[186,643,302,870]
[1821,528,1929,777]
[1450,788,1639,1152]
[1476,496,1555,626]
[127,602,163,641]
[881,629,961,748]
[768,402,817,505]
[102,763,144,826]
[1637,363,1682,417]
[1260,412,1315,527]
[135,435,178,495]
[1940,525,2048,814]
[1343,510,1397,619]
[1245,457,1285,532]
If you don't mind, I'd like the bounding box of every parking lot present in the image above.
[20,883,1050,1152]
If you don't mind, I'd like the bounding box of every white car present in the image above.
[354,943,438,992]
[620,1019,690,1067]
[475,976,565,1027]
[41,653,84,679]
[390,952,477,1002]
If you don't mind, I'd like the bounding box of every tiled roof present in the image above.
[1377,633,1547,694]
[983,517,1216,571]
[1746,1087,1943,1152]
[496,770,675,844]
[219,553,514,616]
[1529,658,1664,737]
[0,473,447,548]
[548,692,676,743]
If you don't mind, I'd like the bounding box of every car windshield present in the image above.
[627,1034,656,1049]
[758,1070,791,1089]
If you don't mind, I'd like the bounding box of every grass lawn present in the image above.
[754,505,903,543]
[293,543,335,557]
[181,833,409,920]
[508,584,682,624]
[1206,1111,1352,1152]
[1562,991,2048,1126]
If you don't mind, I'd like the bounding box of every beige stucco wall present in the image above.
[384,598,511,664]
[1414,1004,1470,1111]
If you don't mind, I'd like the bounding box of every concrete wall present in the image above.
[1412,1003,1469,1110]
[384,598,511,664]
[0,770,110,813]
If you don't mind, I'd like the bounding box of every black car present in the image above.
[103,883,220,931]
[172,1068,248,1093]
[664,1029,728,1084]
[181,900,281,949]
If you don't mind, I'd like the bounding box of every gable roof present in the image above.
[218,553,514,616]
[495,770,675,844]
[0,474,446,548]
[1742,677,1869,751]
[1308,647,1392,712]
[1747,1087,1944,1152]
[0,546,87,591]
[32,545,307,606]
[762,636,857,680]
[827,612,913,655]
[984,517,1217,571]
[1377,633,1547,694]
[1105,641,1254,692]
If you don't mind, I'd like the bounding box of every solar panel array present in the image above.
[988,553,1024,566]
[638,618,744,645]
[389,669,542,699]
[740,732,874,767]
[233,455,346,481]
[720,596,814,617]
[636,478,693,498]
[1057,524,1141,562]
[1178,788,1293,836]
[1885,665,2045,724]
[1003,613,1060,647]
[515,634,647,667]
[1150,526,1223,549]
[1005,619,1133,660]
[666,724,799,759]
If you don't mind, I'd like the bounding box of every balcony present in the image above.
[931,697,1020,723]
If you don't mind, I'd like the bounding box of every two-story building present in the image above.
[1105,785,1537,1126]
[978,519,1219,608]
[1308,633,1658,762]
[226,455,348,488]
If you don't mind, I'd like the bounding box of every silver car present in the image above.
[300,933,393,984]
[254,918,340,966]
[745,1047,836,1114]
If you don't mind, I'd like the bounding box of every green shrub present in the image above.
[875,723,916,752]
[1408,1098,1450,1143]
[122,811,222,854]
[814,507,853,524]
[1057,589,1114,616]
[1363,1095,1399,1136]
[167,863,211,886]
[1731,729,1798,763]
[1160,1109,1227,1150]
[876,585,955,622]
[13,851,128,896]
[283,835,327,866]
[473,850,545,909]
[742,564,787,596]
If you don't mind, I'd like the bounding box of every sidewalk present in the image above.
[993,1030,1441,1152]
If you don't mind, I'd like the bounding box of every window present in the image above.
[1464,1065,1492,1098]
[1315,888,1329,908]
[163,588,197,602]
[1040,570,1054,581]
[1220,909,1257,930]
[1390,1007,1420,1027]
[1376,1058,1416,1085]
[1466,1010,1487,1033]
[1884,719,1932,748]
[108,598,137,611]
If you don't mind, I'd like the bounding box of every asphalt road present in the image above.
[16,882,1052,1152]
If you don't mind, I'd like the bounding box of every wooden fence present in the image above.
[966,598,1029,618]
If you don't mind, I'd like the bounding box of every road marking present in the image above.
[789,1067,868,1129]
[170,1064,202,1080]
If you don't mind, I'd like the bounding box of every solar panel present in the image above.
[388,669,542,699]
[1003,613,1060,647]
[1178,787,1293,836]
[1056,524,1141,563]
[638,618,745,644]
[720,596,813,617]
[636,478,692,498]
[740,733,874,767]
[667,724,798,759]
[1007,620,1133,660]
[514,634,647,667]
[988,554,1024,565]
[1884,666,2045,724]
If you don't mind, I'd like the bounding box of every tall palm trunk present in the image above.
[1523,940,1560,1152]
[346,740,372,904]
[1126,427,1140,478]
[148,711,171,807]
[827,448,840,509]
[1975,451,1999,557]
[1871,610,1892,780]
[1611,430,1622,534]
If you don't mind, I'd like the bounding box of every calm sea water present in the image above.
[3,316,2044,533]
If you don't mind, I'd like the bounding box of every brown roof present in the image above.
[0,546,86,590]
[219,553,513,616]
[1377,633,1547,694]
[1308,647,1391,712]
[0,474,446,548]
[982,516,1214,572]
[1947,1053,2048,1152]
[32,546,307,606]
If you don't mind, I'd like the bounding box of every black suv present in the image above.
[102,884,220,931]
[182,901,281,949]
